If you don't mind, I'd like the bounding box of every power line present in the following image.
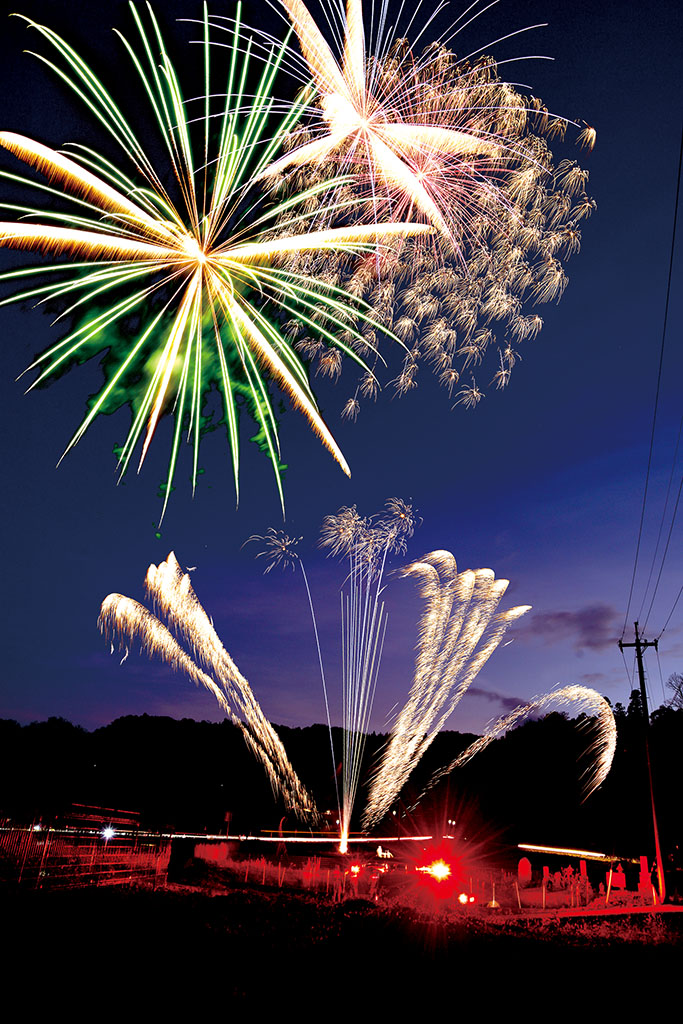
[638,412,682,627]
[655,646,666,706]
[642,472,682,633]
[622,123,683,637]
[658,583,683,639]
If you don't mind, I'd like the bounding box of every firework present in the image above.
[99,552,318,819]
[412,685,617,811]
[321,498,419,850]
[0,5,430,520]
[363,549,530,830]
[321,495,418,571]
[268,1,595,415]
[247,527,303,573]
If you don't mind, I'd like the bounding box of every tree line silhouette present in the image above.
[1,695,680,869]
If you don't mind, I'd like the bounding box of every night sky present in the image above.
[1,0,681,739]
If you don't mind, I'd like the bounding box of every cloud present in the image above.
[578,672,610,687]
[467,686,525,712]
[518,603,620,652]
[662,637,683,660]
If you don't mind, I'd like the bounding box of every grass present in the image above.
[4,869,681,1005]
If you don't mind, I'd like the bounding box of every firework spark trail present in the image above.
[362,549,530,830]
[100,554,318,819]
[340,536,388,852]
[246,529,342,825]
[144,553,308,802]
[0,4,431,520]
[97,593,292,793]
[99,593,233,717]
[321,497,417,849]
[410,685,617,812]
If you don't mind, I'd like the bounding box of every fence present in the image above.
[0,825,171,889]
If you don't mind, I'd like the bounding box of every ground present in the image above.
[5,874,681,1007]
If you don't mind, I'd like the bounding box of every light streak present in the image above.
[257,834,432,842]
[0,4,430,520]
[99,552,319,821]
[235,833,433,843]
[0,824,433,844]
[246,528,342,828]
[519,844,639,865]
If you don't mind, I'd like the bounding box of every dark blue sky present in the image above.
[1,0,681,736]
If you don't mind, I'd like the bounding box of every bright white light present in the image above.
[416,859,452,881]
[182,236,206,264]
[102,827,115,840]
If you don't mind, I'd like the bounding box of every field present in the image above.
[6,872,681,1006]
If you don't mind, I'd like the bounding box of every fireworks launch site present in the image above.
[2,707,682,1003]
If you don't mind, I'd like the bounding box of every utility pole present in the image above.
[618,621,665,901]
